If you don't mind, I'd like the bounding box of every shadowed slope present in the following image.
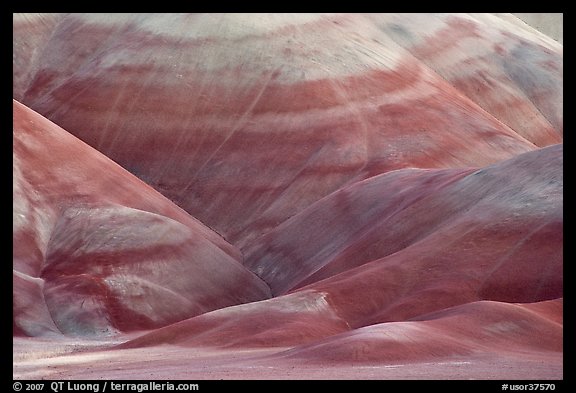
[121,144,562,348]
[245,144,562,301]
[13,100,270,337]
[292,144,562,329]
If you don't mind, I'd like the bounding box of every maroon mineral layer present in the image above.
[13,13,562,380]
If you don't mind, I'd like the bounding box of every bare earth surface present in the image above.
[14,337,562,380]
[13,13,563,381]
